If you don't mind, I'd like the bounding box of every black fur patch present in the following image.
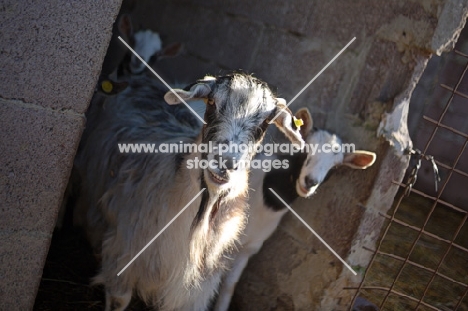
[192,175,210,229]
[191,175,228,229]
[174,153,186,172]
[262,151,308,211]
[252,120,271,142]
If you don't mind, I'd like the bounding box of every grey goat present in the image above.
[74,73,305,311]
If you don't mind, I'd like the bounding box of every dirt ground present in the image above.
[33,204,151,311]
[358,191,468,311]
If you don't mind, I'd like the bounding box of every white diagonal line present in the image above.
[268,188,357,276]
[269,37,356,124]
[118,36,206,125]
[117,188,206,276]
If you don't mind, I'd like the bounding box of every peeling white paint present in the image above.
[377,57,430,155]
[377,97,413,155]
[431,0,468,55]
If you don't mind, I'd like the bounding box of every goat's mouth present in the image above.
[296,180,318,198]
[207,169,229,185]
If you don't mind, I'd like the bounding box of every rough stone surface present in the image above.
[0,232,50,310]
[378,57,429,154]
[0,0,121,113]
[0,0,121,309]
[319,145,408,310]
[0,99,84,309]
[0,101,84,233]
[431,0,468,54]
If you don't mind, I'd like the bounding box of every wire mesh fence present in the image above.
[348,44,468,310]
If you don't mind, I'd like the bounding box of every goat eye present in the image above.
[204,99,217,124]
[205,99,217,113]
[258,119,270,132]
[252,126,265,141]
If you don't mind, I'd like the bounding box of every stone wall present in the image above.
[0,1,122,309]
[133,1,467,309]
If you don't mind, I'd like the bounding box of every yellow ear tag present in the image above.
[101,80,113,93]
[294,116,304,128]
[203,98,208,104]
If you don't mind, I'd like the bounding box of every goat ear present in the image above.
[272,100,305,149]
[342,151,376,169]
[118,14,133,40]
[164,83,212,105]
[158,42,184,59]
[294,108,313,139]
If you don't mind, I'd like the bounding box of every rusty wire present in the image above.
[349,47,468,310]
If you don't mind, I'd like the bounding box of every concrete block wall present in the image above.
[0,1,122,309]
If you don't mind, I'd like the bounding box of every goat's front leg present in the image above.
[105,289,132,311]
[214,252,252,311]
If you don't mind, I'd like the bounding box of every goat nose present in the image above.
[224,157,238,171]
[218,155,237,171]
[305,176,319,189]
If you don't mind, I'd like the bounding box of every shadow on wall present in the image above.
[408,25,468,211]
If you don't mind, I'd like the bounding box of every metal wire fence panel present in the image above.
[349,38,468,311]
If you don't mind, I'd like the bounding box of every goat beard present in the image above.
[187,178,225,279]
[186,169,249,288]
[192,175,226,229]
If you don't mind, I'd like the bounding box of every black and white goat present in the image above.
[101,11,183,82]
[97,11,183,97]
[214,108,377,311]
[74,73,305,311]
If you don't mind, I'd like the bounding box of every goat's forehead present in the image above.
[305,130,344,165]
[214,75,277,114]
[307,130,342,146]
[229,75,269,94]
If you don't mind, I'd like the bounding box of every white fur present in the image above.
[130,30,162,74]
[215,153,287,311]
[296,131,344,197]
